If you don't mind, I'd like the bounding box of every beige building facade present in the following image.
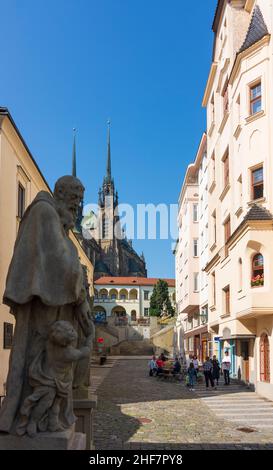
[0,107,93,397]
[174,134,210,362]
[202,0,273,399]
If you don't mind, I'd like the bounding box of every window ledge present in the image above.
[220,313,231,319]
[209,180,216,194]
[209,305,216,312]
[219,183,230,202]
[218,111,230,134]
[235,206,243,217]
[245,110,265,124]
[234,124,242,139]
[248,197,266,206]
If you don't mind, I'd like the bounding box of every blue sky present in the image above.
[1,0,214,278]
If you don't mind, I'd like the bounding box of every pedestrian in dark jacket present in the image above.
[203,357,215,389]
[212,355,220,386]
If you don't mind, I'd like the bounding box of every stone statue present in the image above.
[17,321,93,437]
[72,265,95,398]
[0,175,94,435]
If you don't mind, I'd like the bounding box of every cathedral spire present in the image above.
[106,120,111,182]
[72,128,77,177]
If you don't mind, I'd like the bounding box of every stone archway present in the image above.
[94,305,107,324]
[112,306,127,326]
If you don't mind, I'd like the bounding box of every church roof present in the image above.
[94,260,111,274]
[95,277,175,287]
[128,258,141,274]
[239,5,269,53]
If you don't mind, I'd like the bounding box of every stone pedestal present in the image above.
[0,425,86,450]
[73,395,97,450]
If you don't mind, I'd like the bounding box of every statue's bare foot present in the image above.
[27,421,37,438]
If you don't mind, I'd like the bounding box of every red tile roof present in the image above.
[94,277,175,287]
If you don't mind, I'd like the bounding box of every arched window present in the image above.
[260,334,270,383]
[109,289,118,300]
[131,310,137,322]
[251,253,264,287]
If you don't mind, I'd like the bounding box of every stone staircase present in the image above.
[110,339,154,356]
[195,380,273,432]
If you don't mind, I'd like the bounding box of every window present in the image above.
[260,334,270,383]
[223,150,229,188]
[144,291,149,300]
[102,215,109,239]
[144,308,149,317]
[223,285,230,315]
[224,217,231,244]
[212,210,216,245]
[111,294,117,300]
[251,253,264,287]
[17,183,25,220]
[193,204,198,222]
[131,311,137,322]
[250,82,262,115]
[252,166,263,200]
[224,216,231,257]
[120,294,126,300]
[212,272,216,306]
[238,258,243,292]
[193,239,198,257]
[238,174,242,208]
[222,79,229,115]
[193,273,199,292]
[236,94,241,124]
[211,152,216,185]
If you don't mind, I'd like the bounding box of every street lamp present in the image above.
[200,309,208,325]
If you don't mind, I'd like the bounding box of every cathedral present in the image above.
[77,124,147,280]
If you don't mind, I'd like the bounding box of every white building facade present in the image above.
[174,134,210,362]
[203,0,273,399]
[94,276,175,327]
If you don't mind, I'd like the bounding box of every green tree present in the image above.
[149,279,175,317]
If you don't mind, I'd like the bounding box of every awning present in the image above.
[219,334,256,341]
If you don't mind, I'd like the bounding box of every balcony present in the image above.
[94,298,137,304]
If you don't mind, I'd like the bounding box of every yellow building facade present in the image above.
[0,107,93,397]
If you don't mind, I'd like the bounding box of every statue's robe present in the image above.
[0,191,83,433]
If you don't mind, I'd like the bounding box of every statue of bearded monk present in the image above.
[0,175,93,435]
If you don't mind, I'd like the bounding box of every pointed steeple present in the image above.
[106,120,111,182]
[72,128,77,177]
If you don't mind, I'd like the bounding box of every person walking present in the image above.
[148,356,157,377]
[193,355,199,372]
[222,351,231,385]
[187,362,197,391]
[203,357,215,390]
[212,355,220,386]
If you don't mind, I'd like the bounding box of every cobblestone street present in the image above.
[92,358,273,450]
